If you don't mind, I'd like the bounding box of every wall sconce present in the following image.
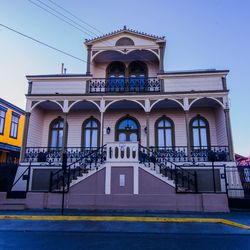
[144,127,147,134]
[106,127,111,134]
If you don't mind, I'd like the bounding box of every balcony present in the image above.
[88,77,161,93]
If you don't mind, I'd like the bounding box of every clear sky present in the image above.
[0,0,249,155]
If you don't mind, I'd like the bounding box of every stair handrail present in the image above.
[49,145,106,192]
[139,145,197,192]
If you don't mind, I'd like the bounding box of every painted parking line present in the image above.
[0,215,249,230]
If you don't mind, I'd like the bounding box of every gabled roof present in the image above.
[85,26,165,45]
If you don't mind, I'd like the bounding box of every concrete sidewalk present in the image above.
[0,209,249,235]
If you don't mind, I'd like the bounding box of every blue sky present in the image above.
[0,0,249,155]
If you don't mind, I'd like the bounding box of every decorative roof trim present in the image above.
[85,26,165,44]
[0,98,25,115]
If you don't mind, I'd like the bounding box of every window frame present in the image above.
[81,117,100,148]
[155,116,175,148]
[190,115,211,148]
[0,106,7,135]
[9,112,20,139]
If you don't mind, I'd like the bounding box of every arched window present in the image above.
[155,117,174,148]
[190,116,210,148]
[82,118,100,148]
[106,61,126,91]
[116,116,140,142]
[49,118,65,148]
[115,37,135,46]
[128,61,148,91]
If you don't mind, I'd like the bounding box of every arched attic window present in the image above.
[115,37,135,46]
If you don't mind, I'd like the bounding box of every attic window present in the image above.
[115,37,135,46]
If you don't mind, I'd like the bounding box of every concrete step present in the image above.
[0,203,26,210]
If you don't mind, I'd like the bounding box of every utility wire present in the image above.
[32,0,161,67]
[0,23,86,63]
[28,0,92,37]
[48,0,102,36]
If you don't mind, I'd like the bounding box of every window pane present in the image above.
[118,133,126,142]
[199,119,206,126]
[91,120,98,128]
[0,117,4,134]
[200,128,208,147]
[58,130,63,147]
[192,119,198,126]
[50,131,57,147]
[158,129,165,147]
[158,120,164,127]
[84,129,91,147]
[193,128,200,147]
[129,133,137,142]
[91,130,98,147]
[165,129,172,147]
[164,120,171,127]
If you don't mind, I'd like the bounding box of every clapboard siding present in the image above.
[27,107,227,148]
[27,107,45,147]
[163,76,223,92]
[31,80,87,94]
[215,108,228,145]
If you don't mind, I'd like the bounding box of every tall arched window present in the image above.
[82,118,100,148]
[128,61,148,91]
[49,118,65,148]
[190,116,210,148]
[106,61,126,91]
[155,117,174,148]
[116,116,140,142]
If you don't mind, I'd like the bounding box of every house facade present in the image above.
[11,27,242,211]
[0,98,25,165]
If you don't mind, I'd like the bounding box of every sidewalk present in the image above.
[0,209,249,235]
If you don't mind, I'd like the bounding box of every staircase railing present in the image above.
[49,145,106,193]
[139,145,198,193]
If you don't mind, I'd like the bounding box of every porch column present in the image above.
[184,111,191,161]
[20,112,31,162]
[86,45,92,75]
[158,42,166,73]
[62,112,68,155]
[100,111,104,146]
[146,112,150,148]
[224,108,234,161]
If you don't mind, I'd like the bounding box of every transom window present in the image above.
[155,117,174,148]
[82,118,99,148]
[10,112,20,139]
[191,116,210,148]
[49,118,64,148]
[0,106,7,135]
[116,117,139,142]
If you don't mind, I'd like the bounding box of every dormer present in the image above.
[84,26,166,77]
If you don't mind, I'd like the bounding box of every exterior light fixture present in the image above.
[106,127,111,134]
[144,127,147,134]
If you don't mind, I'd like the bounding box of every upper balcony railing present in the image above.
[88,77,161,93]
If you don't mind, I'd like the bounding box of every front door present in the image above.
[116,117,139,142]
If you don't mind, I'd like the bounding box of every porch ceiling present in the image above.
[190,98,222,109]
[93,50,159,63]
[106,100,144,111]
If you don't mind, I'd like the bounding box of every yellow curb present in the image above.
[0,215,249,230]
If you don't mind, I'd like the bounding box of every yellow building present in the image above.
[0,98,25,165]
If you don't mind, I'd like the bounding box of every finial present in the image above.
[123,25,127,30]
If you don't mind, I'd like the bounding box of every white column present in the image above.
[105,164,111,194]
[133,165,139,194]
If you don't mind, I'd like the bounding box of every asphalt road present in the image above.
[0,232,250,250]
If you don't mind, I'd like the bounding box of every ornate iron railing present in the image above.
[49,145,106,193]
[24,147,99,164]
[190,146,230,162]
[139,145,197,193]
[89,77,161,93]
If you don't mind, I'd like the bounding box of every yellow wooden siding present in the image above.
[0,107,25,147]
